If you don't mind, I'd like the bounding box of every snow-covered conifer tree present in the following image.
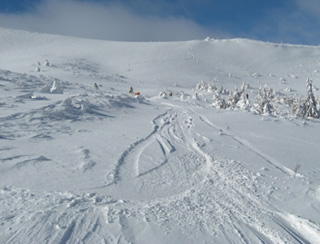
[293,97,306,118]
[213,91,227,109]
[207,82,217,92]
[237,93,250,110]
[196,80,207,91]
[228,86,244,108]
[304,79,320,118]
[263,100,272,115]
[253,85,274,115]
[228,88,238,108]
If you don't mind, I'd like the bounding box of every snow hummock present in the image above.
[0,27,320,243]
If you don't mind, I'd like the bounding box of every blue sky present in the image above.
[0,0,320,45]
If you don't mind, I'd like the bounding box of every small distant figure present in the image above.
[246,94,249,99]
[129,87,133,95]
[168,92,173,96]
[94,83,99,89]
[135,92,140,96]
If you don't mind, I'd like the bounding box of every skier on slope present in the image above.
[129,87,133,95]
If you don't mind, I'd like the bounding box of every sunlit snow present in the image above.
[0,27,320,243]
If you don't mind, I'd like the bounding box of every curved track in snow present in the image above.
[99,103,320,243]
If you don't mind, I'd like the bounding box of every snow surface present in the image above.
[1,27,320,243]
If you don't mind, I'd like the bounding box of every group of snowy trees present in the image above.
[197,81,251,111]
[196,78,320,119]
[292,79,320,118]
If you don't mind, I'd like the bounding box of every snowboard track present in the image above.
[101,104,319,243]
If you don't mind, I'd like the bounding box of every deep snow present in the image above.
[0,27,320,243]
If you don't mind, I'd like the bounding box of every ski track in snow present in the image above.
[97,102,320,243]
[198,114,295,177]
[2,97,319,243]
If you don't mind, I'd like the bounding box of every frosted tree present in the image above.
[196,80,207,91]
[262,85,275,100]
[263,100,273,115]
[219,86,229,95]
[292,97,306,118]
[253,86,263,113]
[304,79,320,118]
[212,91,227,109]
[228,86,244,108]
[240,82,249,92]
[207,82,217,92]
[237,93,250,110]
[254,85,274,115]
[228,88,238,107]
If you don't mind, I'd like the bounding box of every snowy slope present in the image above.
[0,27,320,243]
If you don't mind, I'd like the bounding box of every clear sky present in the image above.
[0,0,319,45]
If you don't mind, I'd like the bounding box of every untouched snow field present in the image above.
[1,27,320,243]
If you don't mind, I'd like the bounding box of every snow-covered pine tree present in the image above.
[207,82,217,92]
[212,91,227,109]
[253,86,263,113]
[240,82,248,92]
[219,86,229,95]
[292,97,306,118]
[263,100,273,115]
[196,80,207,91]
[228,87,242,108]
[304,78,320,118]
[253,85,274,115]
[237,93,250,110]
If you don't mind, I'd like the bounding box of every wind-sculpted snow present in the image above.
[1,28,320,243]
[0,69,148,140]
[0,187,118,244]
